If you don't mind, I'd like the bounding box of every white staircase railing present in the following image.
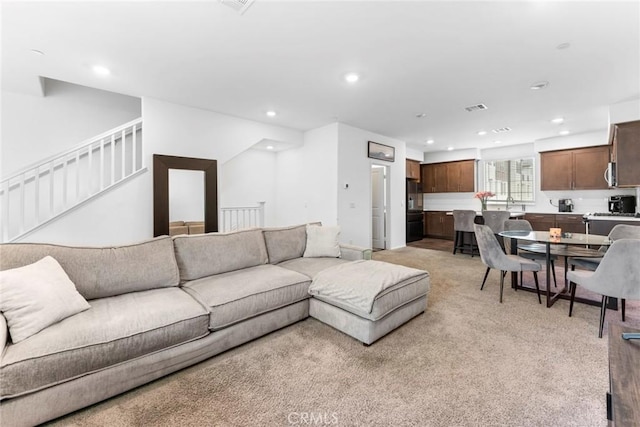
[0,118,144,242]
[220,201,265,232]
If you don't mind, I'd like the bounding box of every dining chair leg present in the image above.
[598,296,607,338]
[499,270,505,303]
[480,267,491,290]
[621,299,626,321]
[532,271,542,304]
[569,281,577,317]
[453,231,459,254]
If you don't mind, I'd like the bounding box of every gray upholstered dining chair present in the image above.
[474,224,542,303]
[482,210,511,251]
[569,224,640,271]
[482,210,510,234]
[453,210,478,257]
[567,239,640,338]
[503,219,558,287]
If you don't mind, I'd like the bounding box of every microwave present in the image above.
[609,195,636,214]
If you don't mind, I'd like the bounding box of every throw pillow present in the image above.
[0,256,90,343]
[303,225,341,258]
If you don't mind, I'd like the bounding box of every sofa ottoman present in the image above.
[308,260,430,345]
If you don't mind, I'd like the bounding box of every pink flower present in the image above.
[474,191,495,201]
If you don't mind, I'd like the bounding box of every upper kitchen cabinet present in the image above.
[610,120,640,187]
[540,145,610,191]
[421,160,475,193]
[406,159,421,181]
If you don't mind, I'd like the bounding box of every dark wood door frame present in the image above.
[153,154,218,237]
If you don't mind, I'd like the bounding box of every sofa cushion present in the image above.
[0,256,90,343]
[277,257,351,279]
[303,225,341,258]
[0,237,180,300]
[0,287,209,399]
[181,264,311,330]
[173,229,268,282]
[263,224,307,264]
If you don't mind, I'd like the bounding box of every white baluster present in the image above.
[75,151,80,202]
[99,139,104,190]
[62,156,68,208]
[87,144,93,196]
[34,167,40,225]
[132,124,137,171]
[19,174,25,234]
[110,134,115,185]
[121,129,126,179]
[49,162,54,215]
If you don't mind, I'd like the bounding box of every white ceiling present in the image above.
[3,1,639,153]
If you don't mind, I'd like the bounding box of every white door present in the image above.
[371,166,385,249]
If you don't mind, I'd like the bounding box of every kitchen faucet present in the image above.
[506,196,515,210]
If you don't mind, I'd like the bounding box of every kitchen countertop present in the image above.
[583,214,640,221]
[441,211,526,218]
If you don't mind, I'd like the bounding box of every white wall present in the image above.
[406,146,424,162]
[16,97,303,245]
[337,123,406,249]
[220,149,278,226]
[275,123,339,227]
[1,79,141,177]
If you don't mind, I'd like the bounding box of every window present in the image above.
[483,158,535,203]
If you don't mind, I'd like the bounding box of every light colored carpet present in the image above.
[47,247,639,426]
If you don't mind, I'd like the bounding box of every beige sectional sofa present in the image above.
[0,224,429,426]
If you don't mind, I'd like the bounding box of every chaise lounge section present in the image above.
[0,224,430,426]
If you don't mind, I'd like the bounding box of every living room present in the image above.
[1,1,639,426]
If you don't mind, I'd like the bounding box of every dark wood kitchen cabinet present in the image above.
[555,214,585,234]
[610,120,640,187]
[406,159,421,181]
[424,211,454,240]
[421,160,475,193]
[525,213,585,233]
[540,145,610,190]
[525,213,556,231]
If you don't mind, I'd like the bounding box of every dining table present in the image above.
[499,230,612,308]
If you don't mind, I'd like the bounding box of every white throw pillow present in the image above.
[303,225,341,258]
[0,256,90,343]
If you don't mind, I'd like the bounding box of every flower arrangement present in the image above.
[474,191,495,210]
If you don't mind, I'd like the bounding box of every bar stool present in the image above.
[453,210,479,256]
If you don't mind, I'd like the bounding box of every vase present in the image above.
[480,201,487,211]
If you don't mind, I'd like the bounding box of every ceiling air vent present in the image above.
[464,103,488,112]
[220,0,255,15]
[492,127,512,133]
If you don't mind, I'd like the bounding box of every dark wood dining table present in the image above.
[499,230,612,308]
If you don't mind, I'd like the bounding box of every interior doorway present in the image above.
[371,164,388,250]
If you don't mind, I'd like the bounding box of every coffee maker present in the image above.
[558,199,573,212]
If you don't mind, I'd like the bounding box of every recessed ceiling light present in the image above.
[530,81,549,90]
[556,42,571,50]
[493,140,502,144]
[92,65,110,76]
[344,73,360,83]
[447,146,454,151]
[426,139,435,145]
[266,111,277,117]
[266,145,274,150]
[551,117,564,124]
[416,113,426,118]
[30,49,45,56]
[477,131,487,136]
[559,130,570,136]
